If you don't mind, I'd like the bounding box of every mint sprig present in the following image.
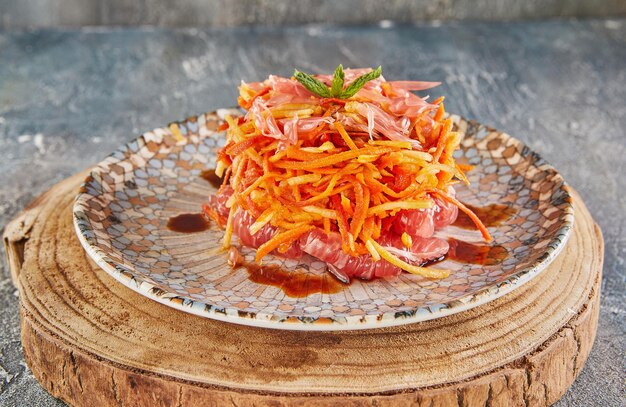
[293,69,331,98]
[340,66,382,98]
[294,65,382,99]
[330,64,345,97]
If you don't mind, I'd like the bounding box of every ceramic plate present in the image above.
[73,109,574,330]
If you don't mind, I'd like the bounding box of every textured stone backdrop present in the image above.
[2,0,626,29]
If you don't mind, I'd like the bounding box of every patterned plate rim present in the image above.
[73,110,575,331]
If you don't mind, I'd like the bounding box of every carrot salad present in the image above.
[209,65,490,279]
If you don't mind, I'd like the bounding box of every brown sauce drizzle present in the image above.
[446,238,508,266]
[200,169,223,189]
[167,213,210,233]
[242,263,343,298]
[453,203,516,229]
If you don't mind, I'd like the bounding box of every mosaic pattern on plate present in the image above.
[73,109,574,329]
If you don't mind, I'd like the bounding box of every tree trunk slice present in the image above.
[4,171,603,407]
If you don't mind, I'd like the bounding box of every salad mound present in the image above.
[204,65,490,282]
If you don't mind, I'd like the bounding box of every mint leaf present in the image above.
[340,66,382,99]
[293,65,383,99]
[330,64,345,97]
[294,69,331,98]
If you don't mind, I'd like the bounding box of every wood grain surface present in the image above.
[4,171,603,406]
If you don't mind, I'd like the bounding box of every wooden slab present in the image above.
[4,171,603,406]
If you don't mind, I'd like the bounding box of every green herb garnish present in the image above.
[330,64,345,97]
[340,66,382,98]
[294,65,382,99]
[293,69,331,98]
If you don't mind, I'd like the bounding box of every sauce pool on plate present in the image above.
[243,263,343,298]
[165,169,222,234]
[167,213,210,233]
[200,169,223,189]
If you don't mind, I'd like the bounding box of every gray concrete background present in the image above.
[1,0,626,29]
[0,19,625,406]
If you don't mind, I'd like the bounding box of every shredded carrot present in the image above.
[434,190,493,241]
[274,147,394,170]
[333,122,359,151]
[225,135,265,156]
[434,103,445,122]
[350,181,368,239]
[211,67,491,279]
[323,217,331,234]
[255,225,314,262]
[331,194,353,254]
[457,163,474,172]
[222,202,238,249]
[432,119,452,162]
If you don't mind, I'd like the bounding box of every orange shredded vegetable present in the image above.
[433,190,492,242]
[255,224,315,262]
[214,67,491,277]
